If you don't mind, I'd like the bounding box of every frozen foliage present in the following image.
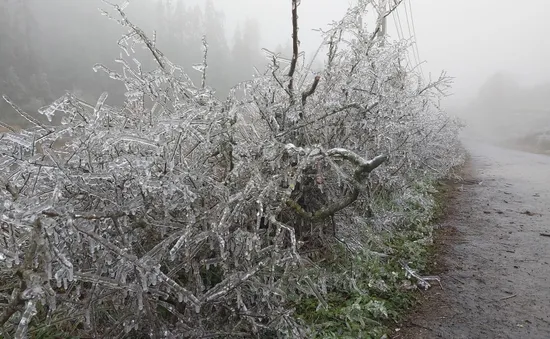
[0,0,463,337]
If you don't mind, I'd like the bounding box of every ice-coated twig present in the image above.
[399,260,442,290]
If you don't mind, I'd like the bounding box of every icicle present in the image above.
[94,92,109,120]
[54,269,63,288]
[46,261,52,280]
[150,269,158,286]
[48,292,57,313]
[124,321,132,334]
[14,299,37,339]
[85,308,91,327]
[138,291,144,311]
[140,269,148,292]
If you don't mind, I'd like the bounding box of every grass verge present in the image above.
[293,174,461,339]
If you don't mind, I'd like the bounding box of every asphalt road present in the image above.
[397,138,550,339]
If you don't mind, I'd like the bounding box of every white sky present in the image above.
[199,0,550,108]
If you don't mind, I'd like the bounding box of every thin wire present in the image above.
[403,0,413,38]
[392,11,412,69]
[394,5,415,70]
[401,1,419,67]
[407,0,422,60]
[405,0,424,79]
[391,9,403,40]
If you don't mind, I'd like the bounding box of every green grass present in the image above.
[293,177,455,338]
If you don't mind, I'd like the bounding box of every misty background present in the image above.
[2,0,550,146]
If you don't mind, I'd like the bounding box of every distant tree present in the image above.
[230,19,265,85]
[0,0,52,127]
[200,0,232,94]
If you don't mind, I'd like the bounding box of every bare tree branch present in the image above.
[301,75,321,107]
[288,0,299,79]
[288,0,300,105]
[285,146,388,220]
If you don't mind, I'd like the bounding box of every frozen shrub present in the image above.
[0,0,463,337]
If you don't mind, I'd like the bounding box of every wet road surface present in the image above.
[397,139,550,339]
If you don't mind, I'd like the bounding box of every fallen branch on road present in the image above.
[399,260,443,290]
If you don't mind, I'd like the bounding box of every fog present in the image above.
[1,0,550,147]
[203,0,550,105]
[212,0,550,146]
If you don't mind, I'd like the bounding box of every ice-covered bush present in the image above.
[0,0,463,337]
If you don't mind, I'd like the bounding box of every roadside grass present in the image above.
[293,174,460,339]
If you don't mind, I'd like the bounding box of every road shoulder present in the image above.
[394,143,550,339]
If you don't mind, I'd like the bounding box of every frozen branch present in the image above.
[326,149,388,180]
[301,75,320,106]
[42,210,127,220]
[288,0,299,79]
[399,260,442,290]
[285,146,387,220]
[287,186,360,221]
[200,35,208,89]
[288,0,300,104]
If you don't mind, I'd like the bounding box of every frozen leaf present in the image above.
[192,63,206,73]
[94,92,109,118]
